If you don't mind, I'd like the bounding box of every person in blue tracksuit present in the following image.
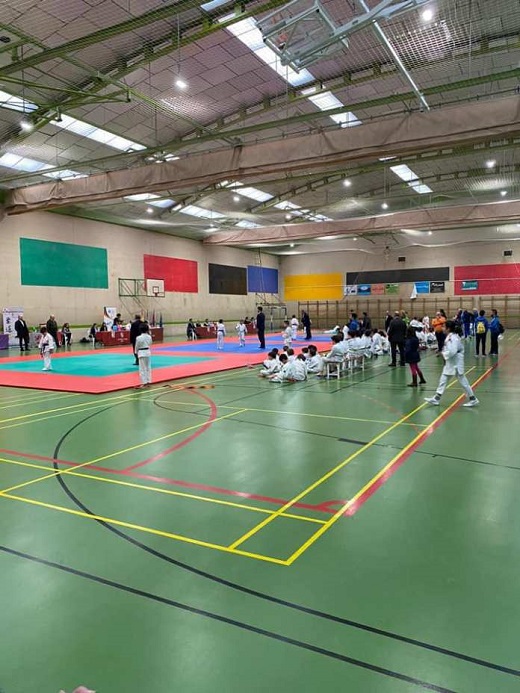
[488,309,501,356]
[474,309,489,357]
[461,309,471,339]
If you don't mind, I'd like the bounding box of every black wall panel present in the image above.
[209,263,247,295]
[346,267,450,285]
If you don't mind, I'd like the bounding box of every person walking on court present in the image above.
[405,326,426,387]
[301,310,312,339]
[387,311,406,367]
[256,306,266,349]
[15,313,30,351]
[130,314,144,365]
[46,314,59,349]
[474,309,489,357]
[39,325,55,371]
[425,320,479,408]
[134,323,153,388]
[432,311,447,354]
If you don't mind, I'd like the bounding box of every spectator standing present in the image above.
[489,309,501,356]
[387,311,407,367]
[432,311,447,354]
[256,306,266,349]
[474,309,489,357]
[14,314,30,351]
[61,322,72,346]
[46,314,59,349]
[301,310,312,339]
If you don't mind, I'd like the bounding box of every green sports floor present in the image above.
[1,334,520,693]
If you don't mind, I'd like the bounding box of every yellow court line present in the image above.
[0,409,247,495]
[0,391,82,409]
[0,456,325,526]
[228,366,476,552]
[284,366,492,565]
[0,492,289,565]
[156,398,429,428]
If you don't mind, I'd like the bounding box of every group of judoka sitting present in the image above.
[259,329,391,382]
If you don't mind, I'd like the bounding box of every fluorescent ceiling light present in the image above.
[390,164,432,194]
[124,193,160,202]
[179,204,225,219]
[226,18,313,87]
[235,186,273,202]
[316,236,339,240]
[308,91,361,128]
[0,89,37,113]
[235,220,262,228]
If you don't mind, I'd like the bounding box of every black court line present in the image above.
[412,449,520,473]
[47,404,520,682]
[0,544,454,693]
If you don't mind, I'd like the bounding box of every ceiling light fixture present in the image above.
[353,237,358,241]
[290,243,295,248]
[175,79,188,89]
[421,8,434,22]
[486,160,496,169]
[20,119,33,132]
[146,207,154,214]
[233,195,240,202]
[382,202,389,210]
[500,190,507,197]
[343,179,352,187]
[428,231,433,235]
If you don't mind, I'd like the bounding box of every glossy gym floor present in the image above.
[0,334,519,692]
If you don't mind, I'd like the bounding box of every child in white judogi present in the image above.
[216,319,226,350]
[236,320,247,347]
[269,354,307,382]
[318,335,344,376]
[290,315,299,340]
[135,324,153,387]
[306,345,323,374]
[371,330,383,356]
[39,326,55,371]
[259,352,281,377]
[425,321,479,407]
[282,320,292,348]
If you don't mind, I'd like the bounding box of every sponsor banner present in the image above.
[430,281,446,293]
[344,285,358,295]
[357,284,371,295]
[371,283,385,295]
[415,281,430,294]
[461,280,478,291]
[103,306,118,330]
[385,283,399,295]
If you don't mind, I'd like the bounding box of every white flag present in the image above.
[410,283,418,300]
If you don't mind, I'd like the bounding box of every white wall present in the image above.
[0,211,279,326]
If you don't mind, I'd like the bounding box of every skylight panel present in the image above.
[0,90,37,113]
[51,114,146,152]
[235,186,273,202]
[179,204,225,219]
[201,0,229,11]
[330,112,362,128]
[124,193,161,202]
[235,220,262,228]
[390,164,432,194]
[43,169,88,180]
[149,198,175,208]
[308,90,361,128]
[0,152,83,178]
[226,18,313,87]
[274,201,301,210]
[52,114,97,137]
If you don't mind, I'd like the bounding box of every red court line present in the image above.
[0,447,338,516]
[122,390,218,471]
[344,361,501,518]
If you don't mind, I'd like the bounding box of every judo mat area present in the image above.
[0,334,332,394]
[1,332,520,692]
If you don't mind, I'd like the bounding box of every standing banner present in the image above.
[3,307,24,346]
[103,306,118,329]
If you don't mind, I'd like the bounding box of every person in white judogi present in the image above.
[135,324,153,387]
[236,320,247,347]
[425,320,479,407]
[259,352,280,377]
[318,335,344,376]
[39,326,55,371]
[282,320,292,348]
[290,315,299,340]
[371,330,383,356]
[216,319,226,350]
[306,345,323,374]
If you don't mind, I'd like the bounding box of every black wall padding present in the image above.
[346,267,450,285]
[209,263,247,295]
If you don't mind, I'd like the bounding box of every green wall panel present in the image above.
[20,238,109,288]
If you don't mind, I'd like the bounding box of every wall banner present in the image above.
[3,307,24,346]
[415,281,430,294]
[371,283,385,295]
[357,284,371,295]
[461,280,478,291]
[344,285,358,295]
[430,281,446,293]
[385,283,399,295]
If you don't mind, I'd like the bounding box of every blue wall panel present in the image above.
[247,266,278,293]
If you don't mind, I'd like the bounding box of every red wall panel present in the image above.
[454,263,520,295]
[144,254,198,293]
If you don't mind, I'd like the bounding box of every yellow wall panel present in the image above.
[284,273,343,300]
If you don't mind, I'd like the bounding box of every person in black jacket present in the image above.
[46,314,59,349]
[404,326,426,387]
[384,311,392,332]
[301,310,312,339]
[387,311,407,367]
[15,314,30,351]
[130,314,145,365]
[256,306,266,349]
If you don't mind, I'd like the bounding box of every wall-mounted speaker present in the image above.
[504,250,513,257]
[398,256,406,262]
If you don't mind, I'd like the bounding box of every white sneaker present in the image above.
[424,397,440,405]
[463,398,479,407]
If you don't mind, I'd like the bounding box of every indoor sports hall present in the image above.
[1,1,520,692]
